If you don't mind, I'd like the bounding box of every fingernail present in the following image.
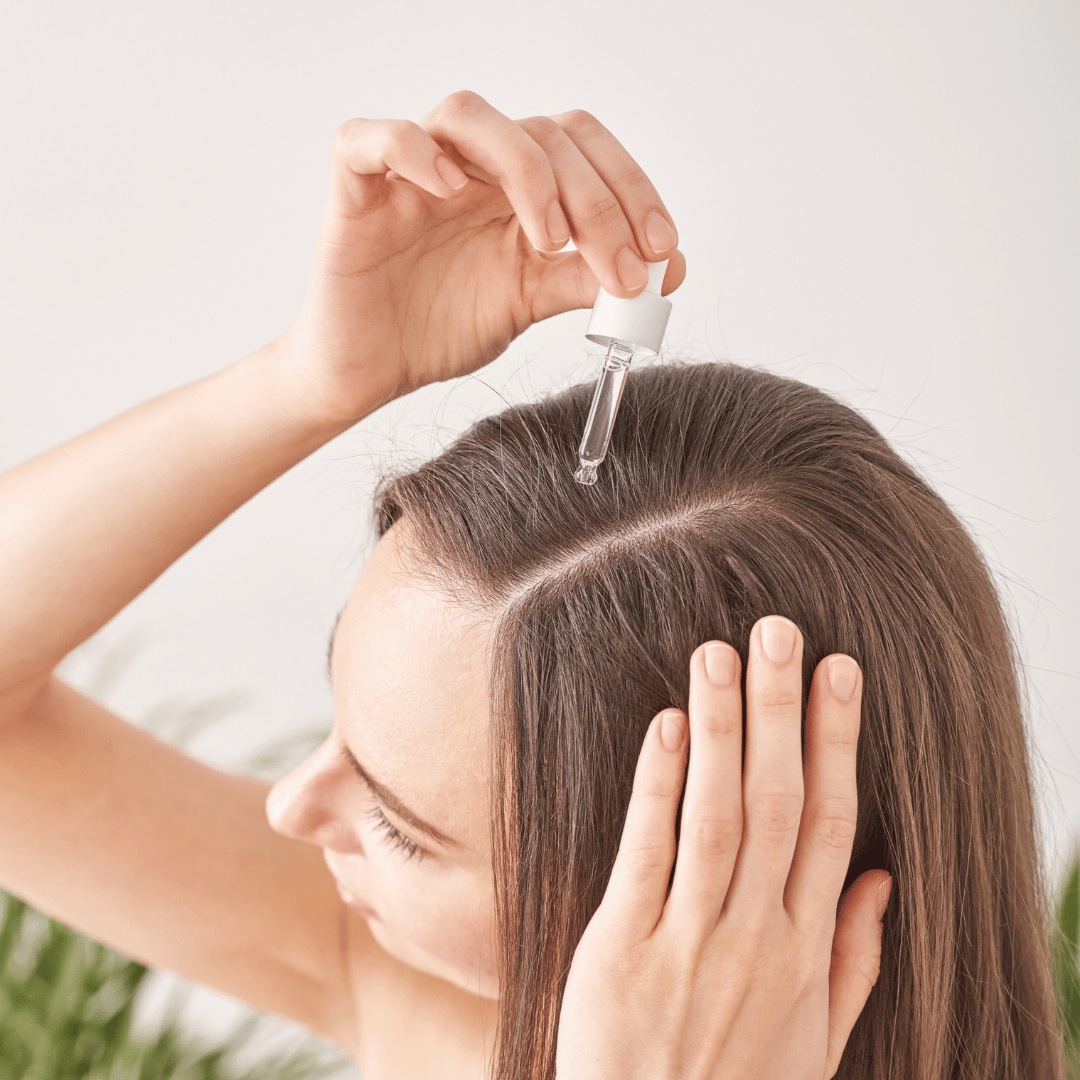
[877,876,893,920]
[705,643,736,686]
[617,246,649,292]
[659,710,685,751]
[827,655,860,701]
[435,155,469,191]
[645,210,677,253]
[546,199,571,246]
[760,617,796,664]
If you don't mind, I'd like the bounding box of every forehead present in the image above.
[332,523,493,856]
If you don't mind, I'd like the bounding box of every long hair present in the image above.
[369,359,1066,1080]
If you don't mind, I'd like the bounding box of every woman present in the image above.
[0,92,1066,1079]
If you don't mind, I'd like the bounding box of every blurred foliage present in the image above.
[0,891,351,1080]
[0,636,355,1079]
[1053,841,1080,1079]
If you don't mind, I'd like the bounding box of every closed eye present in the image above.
[363,800,427,863]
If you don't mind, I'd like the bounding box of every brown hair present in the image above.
[369,359,1067,1080]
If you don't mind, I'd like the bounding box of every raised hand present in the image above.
[277,91,686,424]
[556,616,892,1080]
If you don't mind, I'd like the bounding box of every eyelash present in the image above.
[363,801,427,863]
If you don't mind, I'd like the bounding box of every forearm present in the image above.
[0,335,365,707]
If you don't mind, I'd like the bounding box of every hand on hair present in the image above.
[275,91,686,424]
[555,616,893,1080]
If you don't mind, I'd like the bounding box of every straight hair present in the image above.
[370,359,1067,1080]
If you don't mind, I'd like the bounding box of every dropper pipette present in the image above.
[574,259,672,485]
[574,341,635,485]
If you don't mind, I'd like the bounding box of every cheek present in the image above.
[368,860,496,991]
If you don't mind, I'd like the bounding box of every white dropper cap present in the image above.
[584,259,671,356]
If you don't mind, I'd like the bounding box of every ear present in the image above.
[823,870,893,1078]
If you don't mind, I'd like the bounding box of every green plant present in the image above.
[0,891,349,1080]
[1052,839,1080,1079]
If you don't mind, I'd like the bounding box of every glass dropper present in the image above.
[574,340,635,485]
[573,257,672,486]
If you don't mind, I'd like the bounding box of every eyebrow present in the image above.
[337,741,463,851]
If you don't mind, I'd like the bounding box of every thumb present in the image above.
[823,870,893,1078]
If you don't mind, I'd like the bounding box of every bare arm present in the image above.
[0,676,364,1050]
[0,333,382,1050]
[0,335,358,713]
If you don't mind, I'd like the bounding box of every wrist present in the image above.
[261,323,404,431]
[238,330,376,442]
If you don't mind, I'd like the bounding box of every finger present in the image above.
[662,641,744,940]
[600,709,689,943]
[725,616,805,921]
[526,246,688,327]
[518,114,664,300]
[785,654,863,932]
[823,871,892,1079]
[329,117,471,208]
[549,109,680,264]
[420,90,569,253]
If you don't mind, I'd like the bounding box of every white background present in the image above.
[1,0,1077,1069]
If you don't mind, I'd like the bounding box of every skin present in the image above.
[266,519,501,999]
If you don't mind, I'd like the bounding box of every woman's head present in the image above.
[271,359,1067,1080]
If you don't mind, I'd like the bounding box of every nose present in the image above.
[265,737,364,854]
